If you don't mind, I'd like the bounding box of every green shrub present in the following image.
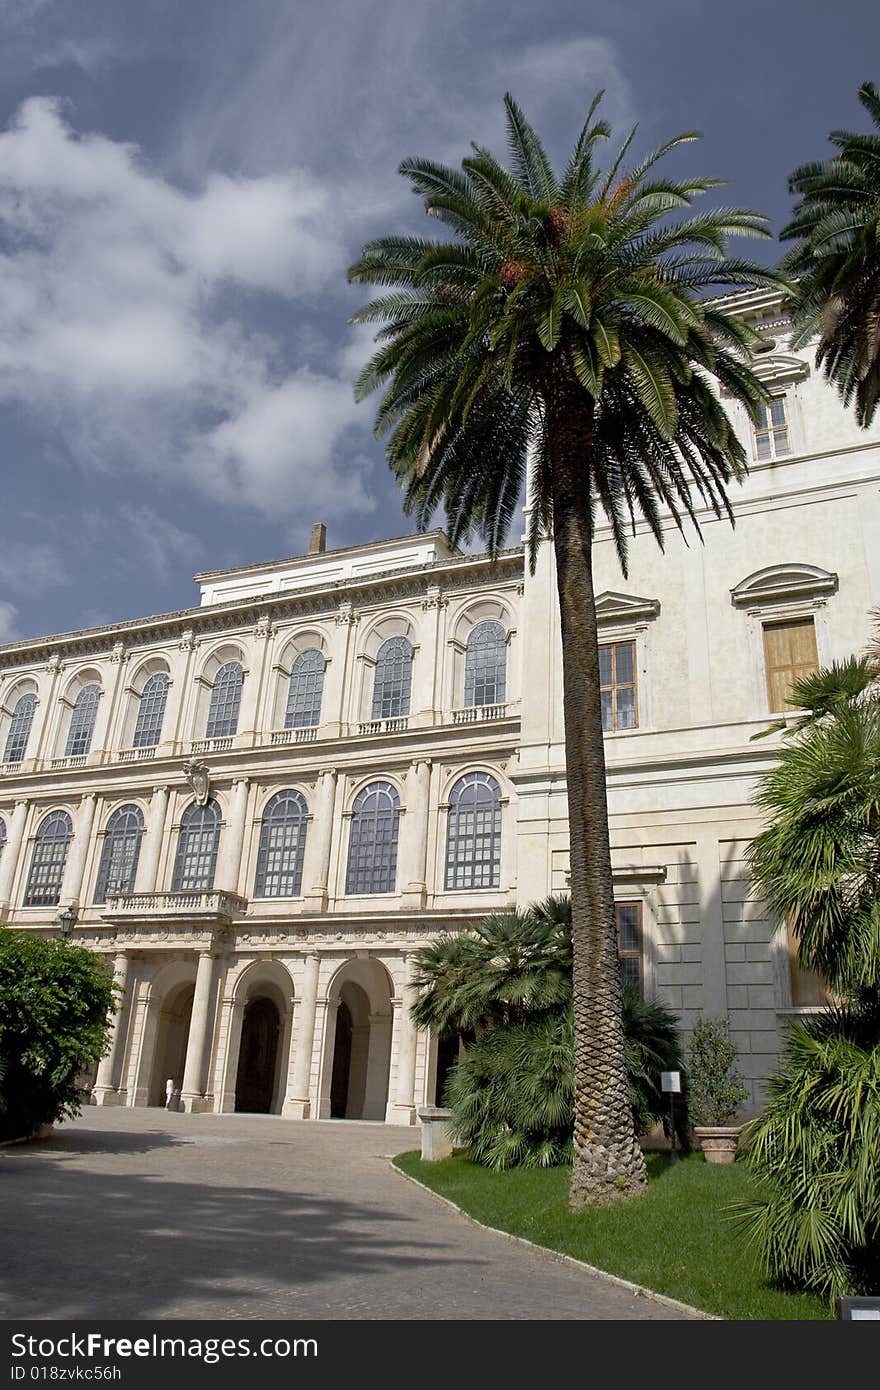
[731,1001,880,1299]
[0,929,116,1141]
[686,1016,748,1128]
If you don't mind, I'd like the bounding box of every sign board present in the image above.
[660,1071,681,1094]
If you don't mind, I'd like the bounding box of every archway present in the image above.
[149,982,195,1106]
[234,996,281,1113]
[321,959,394,1120]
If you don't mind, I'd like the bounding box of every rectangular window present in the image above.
[753,395,790,461]
[599,641,638,732]
[786,917,831,1008]
[763,618,819,713]
[616,901,643,995]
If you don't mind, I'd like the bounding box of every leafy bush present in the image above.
[412,897,686,1169]
[0,929,116,1141]
[732,1001,880,1298]
[687,1016,748,1127]
[738,652,880,1299]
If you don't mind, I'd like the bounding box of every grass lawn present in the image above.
[394,1150,829,1321]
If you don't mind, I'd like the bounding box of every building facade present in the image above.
[1,286,878,1121]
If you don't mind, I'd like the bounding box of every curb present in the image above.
[392,1158,720,1321]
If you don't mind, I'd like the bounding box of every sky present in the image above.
[0,0,877,643]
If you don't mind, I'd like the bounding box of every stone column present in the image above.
[315,995,337,1119]
[137,786,169,893]
[218,777,249,893]
[386,956,418,1125]
[302,768,337,909]
[402,758,431,906]
[284,953,320,1118]
[0,797,29,910]
[60,792,97,906]
[180,951,217,1112]
[93,953,131,1105]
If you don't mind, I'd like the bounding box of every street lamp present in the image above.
[57,905,78,941]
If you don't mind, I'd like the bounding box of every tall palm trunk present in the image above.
[547,392,648,1206]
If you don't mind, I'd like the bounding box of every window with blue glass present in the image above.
[64,684,100,757]
[345,782,400,894]
[285,651,324,729]
[133,672,169,748]
[205,662,242,738]
[94,804,144,903]
[172,799,221,892]
[254,790,308,897]
[371,637,412,720]
[25,810,73,906]
[4,692,36,763]
[445,772,502,889]
[464,622,507,707]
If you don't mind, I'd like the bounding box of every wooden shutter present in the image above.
[786,916,829,1007]
[763,619,818,712]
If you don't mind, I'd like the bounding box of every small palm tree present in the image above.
[781,80,880,427]
[349,93,779,1204]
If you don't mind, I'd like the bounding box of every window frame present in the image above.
[345,781,401,896]
[171,799,221,893]
[370,637,413,721]
[3,691,37,763]
[205,662,243,739]
[254,790,309,898]
[752,392,791,462]
[615,899,644,996]
[762,616,820,714]
[599,639,639,733]
[284,650,325,730]
[24,810,73,907]
[64,683,101,757]
[132,672,170,749]
[94,804,145,903]
[463,621,507,709]
[444,771,502,891]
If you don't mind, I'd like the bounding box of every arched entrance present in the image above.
[322,960,393,1120]
[235,996,281,1113]
[149,982,195,1106]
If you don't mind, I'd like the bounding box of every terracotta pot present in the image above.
[693,1125,741,1163]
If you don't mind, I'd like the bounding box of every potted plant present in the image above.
[686,1017,748,1163]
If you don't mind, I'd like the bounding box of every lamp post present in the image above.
[57,905,78,941]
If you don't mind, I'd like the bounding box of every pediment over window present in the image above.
[594,591,660,624]
[751,353,810,388]
[731,563,837,607]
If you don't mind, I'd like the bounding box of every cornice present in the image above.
[0,547,524,671]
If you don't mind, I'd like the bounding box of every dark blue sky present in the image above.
[0,0,876,641]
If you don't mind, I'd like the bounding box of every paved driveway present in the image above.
[1,1108,691,1320]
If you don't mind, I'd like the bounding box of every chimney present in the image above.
[308,522,327,555]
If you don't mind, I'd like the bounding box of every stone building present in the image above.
[0,285,878,1119]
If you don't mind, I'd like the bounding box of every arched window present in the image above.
[94,804,144,904]
[464,621,507,707]
[25,810,73,906]
[172,799,221,892]
[65,683,100,757]
[205,662,242,738]
[4,692,37,763]
[132,673,169,748]
[445,772,502,890]
[346,781,400,895]
[254,790,308,897]
[371,637,412,720]
[285,650,325,729]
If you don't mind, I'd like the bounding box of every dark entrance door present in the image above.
[235,996,280,1113]
[329,1002,353,1118]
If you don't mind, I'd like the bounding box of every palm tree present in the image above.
[781,80,880,427]
[348,93,780,1205]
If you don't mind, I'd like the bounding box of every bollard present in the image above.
[417,1107,454,1161]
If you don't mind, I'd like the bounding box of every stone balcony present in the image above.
[102,889,248,925]
[452,703,508,724]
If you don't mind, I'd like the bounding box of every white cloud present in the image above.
[0,600,20,642]
[0,97,372,523]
